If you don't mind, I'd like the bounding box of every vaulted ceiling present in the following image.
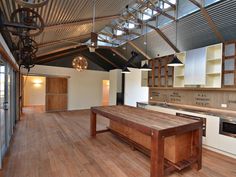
[0,0,235,71]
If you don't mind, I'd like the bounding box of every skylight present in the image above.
[126,23,135,29]
[161,0,176,9]
[115,29,124,36]
[142,8,153,20]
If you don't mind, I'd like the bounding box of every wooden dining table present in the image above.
[90,105,202,177]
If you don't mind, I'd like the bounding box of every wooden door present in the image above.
[46,77,68,112]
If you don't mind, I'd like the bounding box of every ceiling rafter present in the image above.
[188,0,225,42]
[95,51,119,68]
[163,0,176,9]
[128,41,152,60]
[148,0,175,20]
[80,52,109,71]
[37,45,82,57]
[147,23,180,53]
[38,33,91,47]
[137,0,175,21]
[108,24,141,37]
[36,46,88,64]
[130,7,152,17]
[109,48,137,68]
[98,35,120,46]
[110,48,128,61]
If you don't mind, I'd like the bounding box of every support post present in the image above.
[150,130,164,177]
[90,111,97,137]
[193,128,202,170]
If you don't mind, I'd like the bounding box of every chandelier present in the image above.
[72,56,88,71]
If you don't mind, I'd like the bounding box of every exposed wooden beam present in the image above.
[98,35,119,46]
[38,33,90,47]
[147,23,180,53]
[110,48,137,68]
[108,25,141,37]
[37,44,117,59]
[95,51,118,68]
[163,0,176,9]
[188,0,202,8]
[188,0,225,42]
[36,46,88,64]
[80,53,108,71]
[99,32,117,38]
[110,48,128,61]
[44,14,120,31]
[148,0,175,20]
[127,41,152,60]
[130,7,152,17]
[37,45,82,58]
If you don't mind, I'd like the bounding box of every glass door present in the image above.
[0,56,15,169]
[0,57,6,169]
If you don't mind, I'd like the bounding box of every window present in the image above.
[125,22,135,29]
[160,0,176,9]
[115,30,123,36]
[142,8,153,20]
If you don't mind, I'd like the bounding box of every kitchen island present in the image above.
[90,105,202,177]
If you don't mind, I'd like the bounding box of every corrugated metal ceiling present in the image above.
[1,0,236,68]
[0,0,136,46]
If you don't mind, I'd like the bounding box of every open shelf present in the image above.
[205,43,223,88]
[207,58,222,62]
[206,72,221,75]
[173,52,186,87]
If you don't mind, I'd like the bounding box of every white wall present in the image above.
[109,69,122,105]
[124,68,149,107]
[23,76,46,106]
[22,65,109,110]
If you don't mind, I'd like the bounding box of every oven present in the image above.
[176,113,206,137]
[219,118,236,138]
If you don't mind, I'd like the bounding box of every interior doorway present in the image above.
[23,76,46,114]
[102,80,110,106]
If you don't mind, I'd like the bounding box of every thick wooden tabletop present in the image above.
[91,105,201,135]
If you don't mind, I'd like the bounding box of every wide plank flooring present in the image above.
[0,109,236,177]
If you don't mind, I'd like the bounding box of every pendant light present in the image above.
[168,20,183,67]
[140,23,152,71]
[72,56,88,71]
[167,55,183,66]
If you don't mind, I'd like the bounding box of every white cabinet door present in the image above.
[184,47,207,85]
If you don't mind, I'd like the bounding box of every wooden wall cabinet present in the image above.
[222,42,236,88]
[147,55,174,88]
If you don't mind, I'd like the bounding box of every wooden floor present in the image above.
[0,108,236,177]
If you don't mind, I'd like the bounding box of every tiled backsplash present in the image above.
[149,88,236,110]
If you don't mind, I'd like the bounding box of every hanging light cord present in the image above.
[146,22,148,58]
[92,0,96,33]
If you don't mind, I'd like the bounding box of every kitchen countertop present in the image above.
[137,101,236,121]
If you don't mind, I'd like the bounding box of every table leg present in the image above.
[150,131,164,177]
[90,111,97,137]
[193,128,202,170]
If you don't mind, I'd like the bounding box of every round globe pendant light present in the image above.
[72,56,88,71]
